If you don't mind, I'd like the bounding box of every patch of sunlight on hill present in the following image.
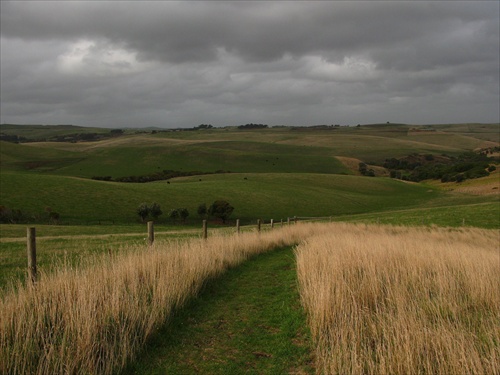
[428,170,500,196]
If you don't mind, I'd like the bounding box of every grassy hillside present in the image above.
[1,138,349,177]
[0,124,115,141]
[0,123,498,227]
[0,141,83,171]
[0,171,443,225]
[3,124,498,177]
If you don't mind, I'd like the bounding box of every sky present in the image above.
[1,1,499,129]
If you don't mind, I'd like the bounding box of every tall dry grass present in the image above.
[296,223,500,375]
[0,223,332,375]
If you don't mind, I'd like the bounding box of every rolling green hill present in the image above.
[0,171,444,225]
[0,123,498,227]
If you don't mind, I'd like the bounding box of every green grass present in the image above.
[0,141,83,172]
[0,223,149,238]
[51,141,350,178]
[124,246,314,375]
[0,171,444,225]
[3,124,496,177]
[0,124,112,140]
[333,201,500,229]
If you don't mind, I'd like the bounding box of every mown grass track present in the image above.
[124,246,314,375]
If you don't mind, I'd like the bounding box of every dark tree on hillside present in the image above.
[197,203,207,218]
[137,203,150,222]
[208,200,234,224]
[169,208,180,223]
[149,202,163,220]
[110,129,124,136]
[178,208,189,223]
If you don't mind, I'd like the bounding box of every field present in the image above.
[2,223,499,374]
[296,224,500,374]
[0,123,499,373]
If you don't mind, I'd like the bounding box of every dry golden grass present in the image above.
[296,223,500,375]
[0,223,333,375]
[336,156,389,177]
[427,169,500,196]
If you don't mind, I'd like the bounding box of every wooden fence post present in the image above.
[287,217,290,225]
[270,219,274,228]
[281,219,283,227]
[294,216,297,224]
[257,219,261,232]
[202,220,208,240]
[236,219,240,234]
[147,221,154,246]
[27,227,37,284]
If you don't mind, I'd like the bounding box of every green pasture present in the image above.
[52,141,349,178]
[153,129,481,162]
[1,123,498,288]
[332,201,500,229]
[0,171,444,225]
[0,141,82,171]
[3,124,497,179]
[0,124,111,140]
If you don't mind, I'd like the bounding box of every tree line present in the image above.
[137,200,234,224]
[92,169,230,183]
[383,150,498,183]
[0,206,60,224]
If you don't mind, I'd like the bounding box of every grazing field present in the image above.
[1,124,498,228]
[296,224,500,375]
[0,171,445,225]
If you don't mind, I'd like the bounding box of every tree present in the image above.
[110,129,124,136]
[137,203,150,222]
[208,200,234,224]
[149,202,163,220]
[197,203,207,218]
[178,208,189,223]
[169,208,180,223]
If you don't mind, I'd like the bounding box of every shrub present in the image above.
[149,203,163,220]
[137,203,150,222]
[208,200,234,224]
[168,209,180,223]
[197,203,207,218]
[178,208,189,223]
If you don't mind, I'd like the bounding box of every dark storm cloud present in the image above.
[1,1,498,127]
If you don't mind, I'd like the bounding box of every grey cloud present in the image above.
[3,1,497,65]
[0,1,498,127]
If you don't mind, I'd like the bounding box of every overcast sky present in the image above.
[1,1,499,128]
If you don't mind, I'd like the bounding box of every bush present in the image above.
[178,208,189,223]
[149,203,163,220]
[137,203,150,222]
[208,200,234,224]
[168,209,180,223]
[197,203,207,218]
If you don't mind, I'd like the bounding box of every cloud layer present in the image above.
[1,1,498,127]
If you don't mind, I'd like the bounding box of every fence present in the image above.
[23,217,303,285]
[21,213,470,284]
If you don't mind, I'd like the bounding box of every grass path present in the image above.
[123,246,314,374]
